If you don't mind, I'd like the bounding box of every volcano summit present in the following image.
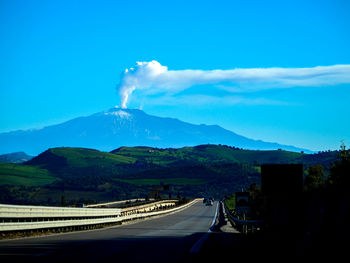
[0,108,311,155]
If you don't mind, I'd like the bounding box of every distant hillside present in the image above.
[0,152,33,163]
[0,108,312,155]
[111,145,306,165]
[25,144,340,183]
[26,144,313,174]
[27,147,135,174]
[0,145,339,205]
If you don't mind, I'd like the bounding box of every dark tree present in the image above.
[304,164,324,191]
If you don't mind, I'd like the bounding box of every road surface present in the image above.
[0,200,218,263]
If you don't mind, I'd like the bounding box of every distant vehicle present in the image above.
[205,199,213,206]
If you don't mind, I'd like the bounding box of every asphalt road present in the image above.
[0,200,218,263]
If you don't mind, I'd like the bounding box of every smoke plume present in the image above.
[117,61,350,108]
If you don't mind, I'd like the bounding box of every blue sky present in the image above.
[0,0,349,151]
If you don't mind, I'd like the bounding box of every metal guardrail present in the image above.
[85,198,156,208]
[120,200,179,215]
[0,204,122,218]
[223,201,264,227]
[0,199,199,232]
[0,218,123,231]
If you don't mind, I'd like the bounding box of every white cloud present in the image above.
[116,61,350,108]
[136,93,291,107]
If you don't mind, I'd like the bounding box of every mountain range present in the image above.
[0,152,33,163]
[0,107,311,155]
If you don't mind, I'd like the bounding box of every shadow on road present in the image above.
[2,200,346,263]
[0,233,211,263]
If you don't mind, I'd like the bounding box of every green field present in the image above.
[0,162,56,186]
[114,177,206,186]
[51,147,136,167]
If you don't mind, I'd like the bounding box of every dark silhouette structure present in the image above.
[261,164,303,233]
[235,192,250,216]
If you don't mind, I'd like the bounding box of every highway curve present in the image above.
[0,200,218,263]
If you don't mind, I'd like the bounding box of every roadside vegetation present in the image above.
[223,143,350,258]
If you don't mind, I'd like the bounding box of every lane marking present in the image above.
[190,201,219,254]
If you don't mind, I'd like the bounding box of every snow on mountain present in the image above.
[0,108,311,155]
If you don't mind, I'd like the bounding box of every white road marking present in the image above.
[190,201,219,254]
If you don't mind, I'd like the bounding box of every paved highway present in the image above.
[0,200,218,263]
